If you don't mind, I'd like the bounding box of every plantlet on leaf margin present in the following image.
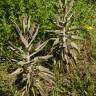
[9,15,55,96]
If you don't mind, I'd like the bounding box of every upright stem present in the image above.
[27,52,30,63]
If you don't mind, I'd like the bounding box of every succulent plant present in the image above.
[9,15,55,96]
[46,0,82,73]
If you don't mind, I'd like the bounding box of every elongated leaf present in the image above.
[14,22,29,48]
[40,72,55,80]
[28,23,36,37]
[28,25,39,48]
[58,60,61,70]
[21,91,26,96]
[65,54,69,71]
[11,68,22,75]
[45,30,61,34]
[53,20,63,28]
[14,22,21,33]
[59,0,63,8]
[37,65,54,75]
[65,0,68,5]
[19,32,28,48]
[67,26,81,32]
[17,61,28,65]
[37,55,53,61]
[23,16,27,33]
[9,41,24,53]
[27,73,31,88]
[71,35,83,40]
[9,46,16,51]
[30,40,49,57]
[27,16,31,30]
[71,42,80,53]
[64,54,69,64]
[66,13,73,24]
[53,38,59,46]
[28,44,33,52]
[35,80,47,96]
[69,49,77,64]
[65,0,74,19]
[31,87,36,96]
[35,40,49,51]
[30,55,51,65]
[38,72,54,84]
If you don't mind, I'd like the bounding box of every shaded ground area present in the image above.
[0,62,15,96]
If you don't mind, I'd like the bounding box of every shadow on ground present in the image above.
[0,89,12,96]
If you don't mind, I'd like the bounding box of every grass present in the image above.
[0,0,96,96]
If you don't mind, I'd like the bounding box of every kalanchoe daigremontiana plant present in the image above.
[9,15,55,96]
[46,0,82,73]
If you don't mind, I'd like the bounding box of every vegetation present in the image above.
[0,0,96,96]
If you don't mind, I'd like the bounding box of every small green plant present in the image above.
[9,15,55,96]
[70,70,95,96]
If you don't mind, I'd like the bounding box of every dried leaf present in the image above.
[28,44,33,52]
[45,30,61,34]
[64,54,69,64]
[9,41,24,53]
[71,35,83,40]
[30,40,49,57]
[27,73,31,87]
[67,26,81,32]
[53,38,59,46]
[35,80,47,96]
[65,0,74,19]
[31,87,36,96]
[19,32,28,48]
[23,16,27,33]
[37,65,54,75]
[71,42,80,53]
[37,55,53,61]
[35,40,49,51]
[21,91,26,96]
[27,16,31,30]
[38,72,55,84]
[17,61,28,65]
[40,72,55,80]
[11,68,22,75]
[28,23,36,37]
[14,22,29,48]
[28,25,39,48]
[69,49,77,64]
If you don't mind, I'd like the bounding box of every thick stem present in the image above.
[27,52,30,63]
